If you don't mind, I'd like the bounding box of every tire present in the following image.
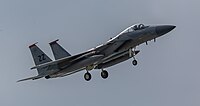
[101,70,108,79]
[84,72,91,81]
[132,60,137,66]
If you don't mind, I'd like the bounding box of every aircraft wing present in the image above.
[17,75,43,82]
[59,67,86,77]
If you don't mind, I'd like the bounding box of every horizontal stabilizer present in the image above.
[17,75,43,82]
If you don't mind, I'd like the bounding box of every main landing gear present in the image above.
[101,69,108,79]
[84,69,109,81]
[84,72,92,81]
[129,48,138,66]
[84,64,94,81]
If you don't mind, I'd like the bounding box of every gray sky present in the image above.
[0,0,199,106]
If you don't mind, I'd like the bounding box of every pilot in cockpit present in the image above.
[132,24,145,30]
[119,24,148,35]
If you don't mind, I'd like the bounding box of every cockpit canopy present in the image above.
[119,24,149,35]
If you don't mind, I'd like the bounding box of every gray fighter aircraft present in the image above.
[18,24,175,82]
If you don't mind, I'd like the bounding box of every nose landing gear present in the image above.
[129,48,138,66]
[132,59,137,66]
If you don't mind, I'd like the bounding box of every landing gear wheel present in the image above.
[132,60,137,66]
[84,72,91,81]
[101,70,108,79]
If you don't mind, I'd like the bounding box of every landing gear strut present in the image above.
[86,64,94,71]
[101,69,108,79]
[129,48,138,66]
[84,72,91,81]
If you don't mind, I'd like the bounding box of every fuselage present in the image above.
[17,23,175,82]
[49,24,175,78]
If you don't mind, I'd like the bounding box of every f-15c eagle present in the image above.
[18,24,176,82]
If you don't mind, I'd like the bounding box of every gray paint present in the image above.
[0,0,199,106]
[49,39,71,60]
[19,24,173,81]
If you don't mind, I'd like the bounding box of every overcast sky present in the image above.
[0,0,199,106]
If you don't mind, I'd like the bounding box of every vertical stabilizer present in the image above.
[29,43,52,75]
[49,39,71,60]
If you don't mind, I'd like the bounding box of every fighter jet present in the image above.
[18,24,175,82]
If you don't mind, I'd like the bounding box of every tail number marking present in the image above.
[38,54,46,62]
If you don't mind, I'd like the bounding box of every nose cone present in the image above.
[156,25,176,36]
